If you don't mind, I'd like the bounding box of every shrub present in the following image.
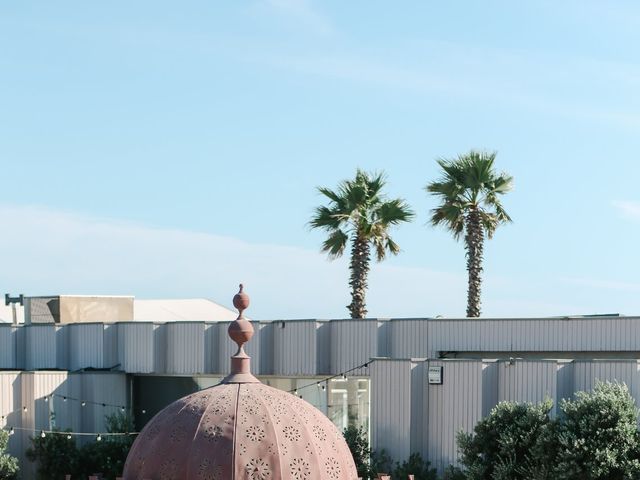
[393,452,437,480]
[456,398,557,480]
[554,381,640,480]
[26,429,79,480]
[0,430,18,480]
[344,425,373,479]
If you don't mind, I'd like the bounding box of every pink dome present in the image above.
[123,286,358,480]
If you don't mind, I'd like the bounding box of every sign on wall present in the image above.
[428,366,443,385]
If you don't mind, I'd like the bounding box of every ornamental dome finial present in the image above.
[225,283,257,383]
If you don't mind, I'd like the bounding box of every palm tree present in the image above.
[310,169,415,319]
[426,151,513,317]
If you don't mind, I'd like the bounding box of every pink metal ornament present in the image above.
[123,285,358,480]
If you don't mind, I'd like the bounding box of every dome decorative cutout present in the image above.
[123,285,358,480]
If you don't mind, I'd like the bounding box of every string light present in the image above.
[96,434,102,442]
[40,430,46,438]
[43,396,48,403]
[22,406,27,412]
[66,434,72,440]
[8,428,14,436]
[287,359,376,394]
[81,402,86,407]
[62,396,67,402]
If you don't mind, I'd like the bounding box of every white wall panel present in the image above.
[273,320,317,376]
[0,326,16,369]
[24,325,57,370]
[497,360,557,405]
[118,323,154,373]
[0,373,21,463]
[166,322,205,374]
[69,323,104,370]
[426,360,483,473]
[389,319,430,359]
[217,321,261,376]
[370,359,414,462]
[330,319,378,375]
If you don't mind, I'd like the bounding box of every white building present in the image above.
[1,295,639,476]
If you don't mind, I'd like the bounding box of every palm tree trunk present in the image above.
[465,208,484,317]
[348,236,370,319]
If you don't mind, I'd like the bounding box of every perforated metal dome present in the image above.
[123,285,358,480]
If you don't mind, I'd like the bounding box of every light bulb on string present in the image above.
[22,406,27,412]
[43,396,49,403]
[81,402,86,407]
[96,434,102,442]
[8,427,14,436]
[66,434,72,440]
[62,397,67,402]
[121,406,125,412]
[142,409,146,414]
[321,384,326,391]
[40,430,46,438]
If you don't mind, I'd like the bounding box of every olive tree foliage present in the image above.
[456,399,557,480]
[554,381,640,480]
[0,430,18,480]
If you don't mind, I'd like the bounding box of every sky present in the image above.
[2,1,640,319]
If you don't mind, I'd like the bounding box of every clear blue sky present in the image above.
[2,1,640,319]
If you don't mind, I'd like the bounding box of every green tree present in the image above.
[26,429,79,480]
[0,430,18,480]
[457,399,557,480]
[426,151,513,317]
[554,381,640,480]
[310,169,414,318]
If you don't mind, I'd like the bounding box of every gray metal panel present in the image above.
[153,323,167,373]
[259,321,274,375]
[118,323,154,373]
[217,321,261,375]
[330,319,378,375]
[497,360,557,404]
[390,319,430,358]
[24,325,57,370]
[103,324,118,369]
[78,372,128,434]
[166,322,205,374]
[573,360,640,399]
[204,323,219,374]
[377,320,391,357]
[56,326,69,370]
[69,324,104,370]
[0,325,16,369]
[426,360,483,473]
[273,320,317,376]
[556,360,575,406]
[481,361,499,417]
[370,359,414,462]
[0,372,22,463]
[316,322,331,375]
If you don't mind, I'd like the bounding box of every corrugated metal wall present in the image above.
[166,322,205,374]
[118,323,154,373]
[371,358,640,473]
[273,320,318,376]
[370,359,415,462]
[330,319,378,375]
[11,316,640,377]
[0,326,15,369]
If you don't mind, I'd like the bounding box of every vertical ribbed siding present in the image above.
[426,360,483,473]
[572,360,639,399]
[330,319,378,375]
[316,322,331,374]
[78,372,128,435]
[273,320,317,376]
[103,324,118,369]
[370,359,414,462]
[389,319,430,358]
[118,323,154,373]
[0,326,15,369]
[166,322,205,374]
[204,323,219,374]
[56,326,69,370]
[481,361,499,416]
[0,372,21,462]
[259,321,274,375]
[69,324,104,370]
[497,360,557,404]
[556,360,575,406]
[216,321,261,375]
[24,325,57,370]
[153,323,167,373]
